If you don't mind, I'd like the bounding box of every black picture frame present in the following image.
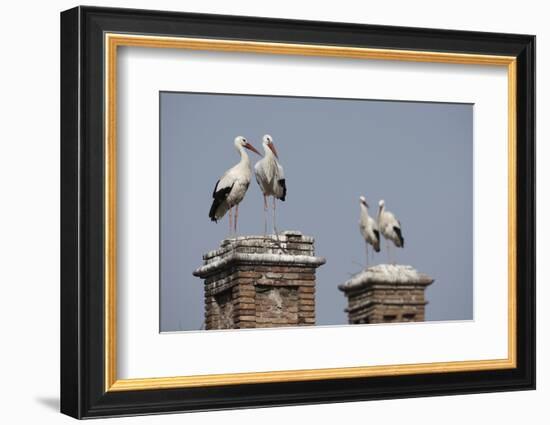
[61,5,535,419]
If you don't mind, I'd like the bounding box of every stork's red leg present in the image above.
[235,204,239,235]
[272,196,278,235]
[263,195,268,235]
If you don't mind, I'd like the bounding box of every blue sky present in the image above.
[160,92,473,331]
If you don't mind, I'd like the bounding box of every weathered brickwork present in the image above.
[193,231,325,329]
[338,265,434,324]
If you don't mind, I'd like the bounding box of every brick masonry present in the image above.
[193,231,326,330]
[338,264,434,324]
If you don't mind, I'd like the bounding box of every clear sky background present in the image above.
[160,92,473,332]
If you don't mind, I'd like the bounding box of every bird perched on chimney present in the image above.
[377,199,404,264]
[209,136,262,234]
[254,134,287,234]
[358,195,380,267]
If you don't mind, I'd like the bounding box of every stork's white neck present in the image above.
[262,142,276,160]
[378,204,385,217]
[360,203,370,218]
[236,144,250,166]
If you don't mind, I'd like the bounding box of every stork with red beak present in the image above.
[209,136,262,234]
[254,134,287,234]
[377,199,404,264]
[359,196,380,267]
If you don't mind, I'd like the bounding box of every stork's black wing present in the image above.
[373,229,381,252]
[277,179,287,201]
[209,180,233,222]
[393,226,404,247]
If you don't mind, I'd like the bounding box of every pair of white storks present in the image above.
[359,197,404,265]
[209,135,286,234]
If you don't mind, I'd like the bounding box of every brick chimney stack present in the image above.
[193,231,325,330]
[338,265,434,324]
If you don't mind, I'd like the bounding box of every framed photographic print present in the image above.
[60,6,535,419]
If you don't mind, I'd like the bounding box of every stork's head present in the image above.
[234,136,261,156]
[262,134,278,158]
[378,199,385,209]
[234,136,247,146]
[359,196,369,208]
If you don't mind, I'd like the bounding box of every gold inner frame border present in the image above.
[104,33,517,392]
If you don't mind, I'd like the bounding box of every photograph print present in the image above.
[160,91,473,332]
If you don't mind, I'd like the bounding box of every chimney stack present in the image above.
[338,265,434,324]
[193,231,325,330]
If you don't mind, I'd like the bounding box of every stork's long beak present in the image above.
[244,142,262,156]
[268,142,279,159]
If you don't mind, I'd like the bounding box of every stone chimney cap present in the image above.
[210,232,314,257]
[338,264,434,292]
[194,232,325,279]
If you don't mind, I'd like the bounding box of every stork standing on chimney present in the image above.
[377,199,405,264]
[209,136,262,234]
[254,134,287,235]
[358,196,380,268]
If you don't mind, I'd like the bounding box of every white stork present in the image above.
[358,196,380,267]
[377,199,404,264]
[254,134,287,234]
[209,136,262,234]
